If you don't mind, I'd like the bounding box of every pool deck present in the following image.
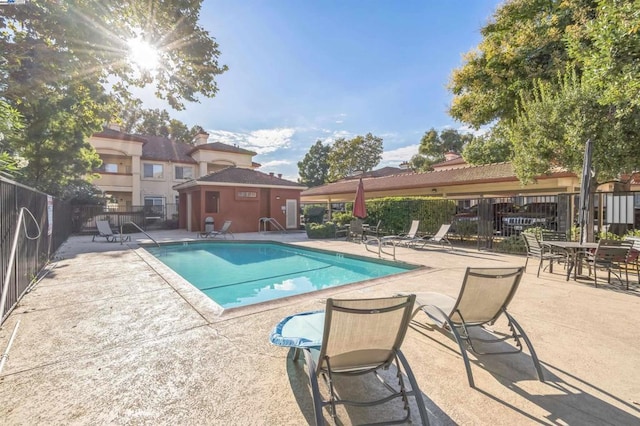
[1,230,639,425]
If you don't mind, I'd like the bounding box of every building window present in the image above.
[237,191,257,198]
[205,191,219,213]
[144,197,164,217]
[175,166,193,180]
[143,163,164,179]
[104,163,118,173]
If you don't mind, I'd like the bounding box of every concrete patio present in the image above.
[0,230,639,425]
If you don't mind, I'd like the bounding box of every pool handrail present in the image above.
[364,236,396,260]
[259,217,286,233]
[120,222,160,247]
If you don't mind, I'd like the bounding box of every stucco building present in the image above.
[89,124,260,209]
[88,125,305,232]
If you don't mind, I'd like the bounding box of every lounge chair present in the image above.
[381,220,420,247]
[199,220,234,239]
[269,295,430,425]
[406,267,543,388]
[413,224,452,250]
[92,220,130,242]
[363,220,382,237]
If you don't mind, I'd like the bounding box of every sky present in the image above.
[142,1,504,182]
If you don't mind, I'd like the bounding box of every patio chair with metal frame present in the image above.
[93,220,130,242]
[198,220,234,239]
[269,295,430,425]
[522,232,566,277]
[413,224,453,250]
[381,220,421,247]
[540,230,570,268]
[584,239,633,288]
[405,267,543,388]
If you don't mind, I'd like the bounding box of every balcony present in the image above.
[95,173,133,189]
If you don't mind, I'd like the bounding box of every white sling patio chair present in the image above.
[92,220,130,242]
[413,224,453,250]
[199,220,234,239]
[406,267,543,388]
[381,220,420,247]
[270,295,430,425]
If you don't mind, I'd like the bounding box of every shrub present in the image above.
[304,205,325,224]
[332,212,354,227]
[495,235,526,253]
[305,222,337,239]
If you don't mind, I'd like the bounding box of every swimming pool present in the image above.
[145,241,416,309]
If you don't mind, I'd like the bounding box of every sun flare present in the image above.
[127,36,160,71]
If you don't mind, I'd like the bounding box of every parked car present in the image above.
[502,202,558,235]
[452,202,515,234]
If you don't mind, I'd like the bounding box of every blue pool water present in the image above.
[145,242,415,309]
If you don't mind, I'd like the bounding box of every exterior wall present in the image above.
[91,137,143,157]
[191,150,254,172]
[139,160,197,206]
[91,137,143,205]
[180,184,301,233]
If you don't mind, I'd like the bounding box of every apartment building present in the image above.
[89,125,258,209]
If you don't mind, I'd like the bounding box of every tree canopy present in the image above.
[408,128,473,171]
[327,133,383,182]
[0,99,25,178]
[119,100,204,144]
[297,140,331,187]
[449,0,593,128]
[1,1,226,194]
[448,0,640,187]
[462,125,513,165]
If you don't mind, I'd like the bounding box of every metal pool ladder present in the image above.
[259,217,286,233]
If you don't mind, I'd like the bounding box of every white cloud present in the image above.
[206,127,295,154]
[382,144,420,162]
[457,124,490,137]
[321,130,354,145]
[259,159,291,168]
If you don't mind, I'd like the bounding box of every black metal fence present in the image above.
[73,204,179,234]
[306,191,640,242]
[1,177,73,324]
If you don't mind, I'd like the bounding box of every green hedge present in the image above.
[358,197,457,235]
[305,222,337,239]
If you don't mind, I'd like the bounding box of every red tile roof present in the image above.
[341,166,412,180]
[188,142,256,156]
[92,128,146,143]
[302,162,576,196]
[196,167,305,188]
[432,156,467,169]
[141,135,197,163]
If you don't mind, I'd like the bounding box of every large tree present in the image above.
[449,0,596,128]
[449,0,640,182]
[1,1,226,194]
[462,125,513,165]
[568,0,640,110]
[327,133,383,182]
[297,140,331,187]
[0,99,25,178]
[119,100,203,144]
[408,128,473,171]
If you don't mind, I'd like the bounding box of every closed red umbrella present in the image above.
[353,178,367,219]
